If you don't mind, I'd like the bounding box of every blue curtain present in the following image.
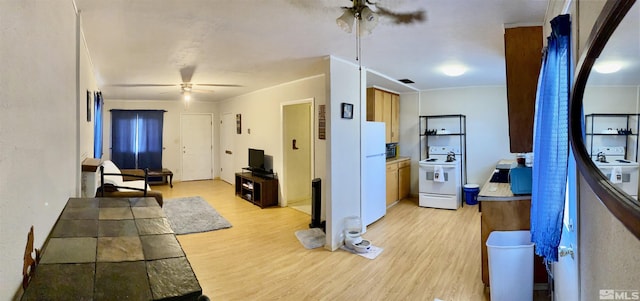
[136,110,164,170]
[93,92,103,158]
[111,110,138,169]
[110,110,164,169]
[531,14,572,262]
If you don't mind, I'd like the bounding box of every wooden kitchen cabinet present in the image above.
[386,162,399,206]
[386,158,411,206]
[398,159,411,200]
[367,87,400,143]
[504,26,543,153]
[391,93,399,143]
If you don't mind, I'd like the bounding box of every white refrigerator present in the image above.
[362,122,386,228]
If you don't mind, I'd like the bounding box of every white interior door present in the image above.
[554,151,579,300]
[181,114,213,181]
[220,113,235,184]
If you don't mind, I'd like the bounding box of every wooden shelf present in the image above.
[235,172,278,208]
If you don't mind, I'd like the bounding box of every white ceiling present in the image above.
[75,0,551,102]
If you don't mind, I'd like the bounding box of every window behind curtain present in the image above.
[110,110,164,169]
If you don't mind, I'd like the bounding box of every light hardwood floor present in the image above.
[154,180,546,301]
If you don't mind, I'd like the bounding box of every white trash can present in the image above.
[486,230,534,301]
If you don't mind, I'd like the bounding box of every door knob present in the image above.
[225,150,232,154]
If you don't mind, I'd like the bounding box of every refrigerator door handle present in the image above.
[366,153,385,159]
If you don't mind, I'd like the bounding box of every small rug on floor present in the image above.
[340,244,384,260]
[163,196,232,235]
[295,228,325,249]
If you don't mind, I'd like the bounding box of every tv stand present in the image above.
[235,172,278,208]
[242,167,276,179]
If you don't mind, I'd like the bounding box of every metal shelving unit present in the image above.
[419,114,467,184]
[585,113,640,161]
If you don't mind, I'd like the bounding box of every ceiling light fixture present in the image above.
[181,83,193,101]
[593,61,622,74]
[336,0,379,37]
[359,6,378,36]
[336,11,355,33]
[441,65,467,77]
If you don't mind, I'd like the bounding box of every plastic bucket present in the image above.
[463,184,480,205]
[486,231,534,301]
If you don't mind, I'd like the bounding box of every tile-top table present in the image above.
[22,197,203,301]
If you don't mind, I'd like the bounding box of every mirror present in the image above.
[570,0,640,239]
[584,1,640,187]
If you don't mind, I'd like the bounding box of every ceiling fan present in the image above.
[336,0,426,35]
[109,65,242,101]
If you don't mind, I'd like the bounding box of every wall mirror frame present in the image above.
[570,0,640,239]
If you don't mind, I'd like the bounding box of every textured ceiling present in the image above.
[75,0,551,102]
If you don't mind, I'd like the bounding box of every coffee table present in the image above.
[148,168,173,188]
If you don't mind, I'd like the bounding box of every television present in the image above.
[248,148,265,171]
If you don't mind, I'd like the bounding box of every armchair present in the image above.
[97,160,163,207]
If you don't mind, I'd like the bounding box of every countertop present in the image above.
[478,160,531,201]
[386,156,410,164]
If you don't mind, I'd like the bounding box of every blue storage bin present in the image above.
[463,184,480,205]
[510,167,532,195]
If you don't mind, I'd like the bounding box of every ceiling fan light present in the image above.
[336,11,354,33]
[359,7,378,36]
[183,91,191,101]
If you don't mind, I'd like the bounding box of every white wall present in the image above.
[216,73,327,208]
[584,86,640,114]
[398,92,421,195]
[326,57,362,250]
[102,100,218,181]
[217,75,326,175]
[0,1,82,298]
[579,176,640,298]
[416,86,513,186]
[79,25,99,163]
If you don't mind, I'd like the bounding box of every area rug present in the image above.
[295,228,325,249]
[163,196,232,235]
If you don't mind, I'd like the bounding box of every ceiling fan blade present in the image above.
[192,89,215,94]
[194,83,243,87]
[180,65,197,83]
[109,83,178,87]
[374,6,426,24]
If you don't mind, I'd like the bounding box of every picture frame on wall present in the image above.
[86,90,92,122]
[341,103,353,119]
[236,114,242,134]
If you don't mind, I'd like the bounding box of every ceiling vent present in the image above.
[398,79,415,84]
